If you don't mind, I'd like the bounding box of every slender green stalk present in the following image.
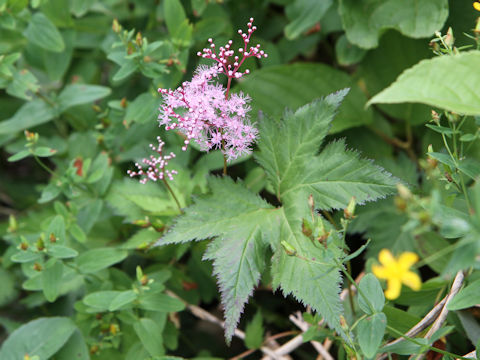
[162,178,183,214]
[33,155,56,176]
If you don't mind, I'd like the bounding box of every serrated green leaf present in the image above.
[338,0,448,49]
[160,176,278,342]
[256,92,398,210]
[368,52,480,115]
[271,204,347,341]
[235,64,373,134]
[23,13,65,52]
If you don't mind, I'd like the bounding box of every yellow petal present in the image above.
[378,249,395,266]
[385,278,402,300]
[398,252,418,269]
[474,2,480,11]
[402,271,422,291]
[372,264,388,279]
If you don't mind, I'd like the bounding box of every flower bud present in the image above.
[36,236,45,251]
[49,233,57,243]
[7,214,17,233]
[302,219,313,238]
[112,19,121,33]
[135,32,143,47]
[33,262,42,271]
[281,241,296,256]
[344,197,356,219]
[445,27,454,47]
[397,183,412,200]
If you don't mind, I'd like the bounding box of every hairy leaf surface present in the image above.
[160,177,279,341]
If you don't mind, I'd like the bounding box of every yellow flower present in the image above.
[372,249,422,300]
[474,1,480,11]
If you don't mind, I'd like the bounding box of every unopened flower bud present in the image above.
[112,19,121,33]
[20,241,29,251]
[427,144,434,153]
[33,262,42,271]
[120,97,127,108]
[49,233,57,243]
[109,324,119,335]
[135,32,143,47]
[281,240,296,256]
[7,214,17,233]
[445,27,454,47]
[397,184,412,200]
[431,110,440,124]
[302,219,313,238]
[344,197,356,219]
[36,237,45,251]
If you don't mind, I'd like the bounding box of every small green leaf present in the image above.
[335,35,367,66]
[11,251,41,263]
[8,149,31,162]
[55,330,89,360]
[76,248,127,274]
[447,279,480,311]
[23,13,65,52]
[47,245,78,259]
[33,146,57,157]
[83,290,137,312]
[113,60,138,81]
[358,274,385,314]
[357,312,387,358]
[58,84,111,111]
[134,318,164,357]
[0,317,76,360]
[137,292,185,313]
[125,92,158,124]
[245,311,264,350]
[42,260,63,302]
[284,0,332,39]
[163,0,187,37]
[368,52,480,115]
[0,100,57,135]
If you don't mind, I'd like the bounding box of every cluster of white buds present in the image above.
[127,136,177,184]
[196,18,268,80]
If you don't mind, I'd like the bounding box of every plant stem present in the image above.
[386,325,471,360]
[33,155,56,176]
[162,178,183,214]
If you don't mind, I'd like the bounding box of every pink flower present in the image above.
[158,18,267,161]
[127,136,177,184]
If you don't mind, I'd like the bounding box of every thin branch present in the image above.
[165,290,286,360]
[412,271,465,360]
[289,312,335,360]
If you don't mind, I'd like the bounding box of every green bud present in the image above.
[7,214,17,233]
[302,219,313,239]
[344,197,356,219]
[281,241,297,256]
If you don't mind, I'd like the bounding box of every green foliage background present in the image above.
[1,0,480,359]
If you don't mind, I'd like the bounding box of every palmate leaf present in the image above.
[159,177,279,341]
[158,90,397,341]
[256,89,398,340]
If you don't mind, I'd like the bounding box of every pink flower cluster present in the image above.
[158,65,257,160]
[157,18,267,161]
[127,136,177,184]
